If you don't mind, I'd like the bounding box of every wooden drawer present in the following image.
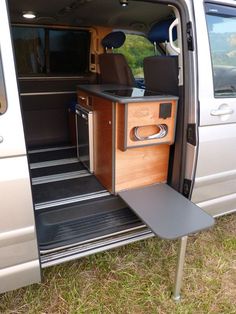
[119,100,177,150]
[77,90,93,109]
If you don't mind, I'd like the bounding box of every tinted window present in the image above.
[205,3,236,97]
[0,50,7,115]
[12,27,90,76]
[115,34,156,78]
[49,30,90,74]
[12,27,45,75]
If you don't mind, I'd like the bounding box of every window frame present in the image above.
[205,2,236,98]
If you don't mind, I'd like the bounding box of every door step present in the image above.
[41,228,153,268]
[30,158,79,169]
[28,146,77,164]
[119,183,214,240]
[31,161,86,179]
[33,175,107,206]
[31,160,89,185]
[36,195,145,252]
[28,145,76,154]
[32,170,90,185]
[35,191,110,210]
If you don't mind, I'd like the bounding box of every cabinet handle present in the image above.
[78,96,86,101]
[134,124,168,141]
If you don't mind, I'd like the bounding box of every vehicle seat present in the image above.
[144,19,179,95]
[99,31,135,86]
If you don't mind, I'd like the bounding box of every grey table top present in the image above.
[77,84,178,103]
[119,183,214,240]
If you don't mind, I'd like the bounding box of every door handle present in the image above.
[210,108,234,116]
[0,136,3,143]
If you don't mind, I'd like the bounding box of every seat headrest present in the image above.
[101,31,126,49]
[148,19,177,44]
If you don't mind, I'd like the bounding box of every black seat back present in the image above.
[144,55,178,95]
[144,19,179,95]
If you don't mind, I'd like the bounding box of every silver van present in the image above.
[0,0,235,299]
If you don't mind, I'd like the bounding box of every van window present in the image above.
[49,29,90,74]
[0,50,7,114]
[12,27,45,75]
[115,34,156,78]
[205,3,236,97]
[12,27,90,76]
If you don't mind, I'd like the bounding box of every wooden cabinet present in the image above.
[77,87,178,194]
[115,102,174,192]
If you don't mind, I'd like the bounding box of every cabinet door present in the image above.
[0,0,41,294]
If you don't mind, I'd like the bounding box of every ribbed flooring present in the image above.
[32,175,106,204]
[31,162,86,178]
[29,144,144,252]
[36,196,143,250]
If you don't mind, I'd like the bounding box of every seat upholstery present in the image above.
[99,53,135,86]
[99,31,135,86]
[144,19,179,95]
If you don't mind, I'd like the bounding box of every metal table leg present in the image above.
[172,235,188,301]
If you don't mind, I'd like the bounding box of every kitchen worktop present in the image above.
[77,84,178,103]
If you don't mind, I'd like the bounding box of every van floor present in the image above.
[29,144,144,252]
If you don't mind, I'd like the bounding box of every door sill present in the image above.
[41,227,153,268]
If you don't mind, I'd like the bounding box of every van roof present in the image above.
[8,0,173,33]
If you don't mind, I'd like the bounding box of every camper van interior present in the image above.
[6,0,204,267]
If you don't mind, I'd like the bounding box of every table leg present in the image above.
[172,235,188,301]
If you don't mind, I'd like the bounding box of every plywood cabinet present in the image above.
[115,101,176,192]
[77,87,178,194]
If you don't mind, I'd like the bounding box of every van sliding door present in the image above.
[0,0,41,293]
[192,1,236,217]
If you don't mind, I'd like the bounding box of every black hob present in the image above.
[102,88,163,98]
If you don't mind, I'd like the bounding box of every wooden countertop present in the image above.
[77,84,178,103]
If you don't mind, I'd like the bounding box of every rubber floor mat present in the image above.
[29,147,77,163]
[32,175,106,204]
[36,196,143,250]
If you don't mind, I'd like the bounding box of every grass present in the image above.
[0,214,235,314]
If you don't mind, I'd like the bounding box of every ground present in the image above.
[0,214,235,314]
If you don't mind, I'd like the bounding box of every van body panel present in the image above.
[197,193,236,218]
[0,260,40,294]
[192,124,236,205]
[0,157,39,269]
[191,0,236,216]
[0,1,26,158]
[0,0,41,293]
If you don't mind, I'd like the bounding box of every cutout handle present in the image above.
[134,124,168,141]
